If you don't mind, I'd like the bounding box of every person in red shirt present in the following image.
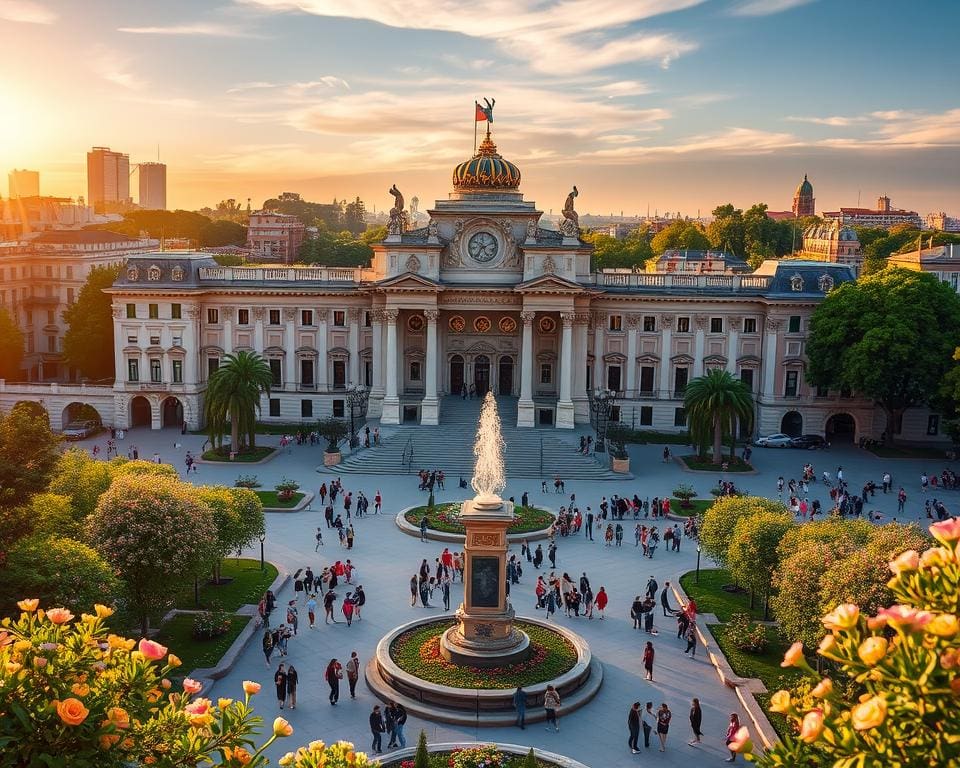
[595,586,608,619]
[374,491,382,514]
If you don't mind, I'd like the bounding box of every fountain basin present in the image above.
[396,503,555,543]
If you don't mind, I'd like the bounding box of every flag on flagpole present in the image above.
[475,102,488,122]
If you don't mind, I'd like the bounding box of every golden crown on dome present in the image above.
[452,131,521,191]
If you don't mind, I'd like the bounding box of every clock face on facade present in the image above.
[467,231,499,263]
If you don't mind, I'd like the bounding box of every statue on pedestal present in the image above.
[559,185,579,238]
[388,184,409,235]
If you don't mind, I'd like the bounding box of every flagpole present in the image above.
[474,103,478,154]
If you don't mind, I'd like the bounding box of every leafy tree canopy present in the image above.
[86,210,246,247]
[581,230,653,270]
[0,402,61,508]
[806,267,960,443]
[298,224,374,267]
[650,220,710,255]
[262,193,350,231]
[699,496,789,568]
[0,306,25,380]
[61,264,122,380]
[728,510,794,597]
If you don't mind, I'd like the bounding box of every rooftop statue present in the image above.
[387,184,408,235]
[560,185,579,237]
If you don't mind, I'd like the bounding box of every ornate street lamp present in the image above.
[588,388,617,453]
[259,533,266,571]
[347,385,370,449]
[696,542,702,584]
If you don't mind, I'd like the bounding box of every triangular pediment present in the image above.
[375,272,443,291]
[514,274,584,294]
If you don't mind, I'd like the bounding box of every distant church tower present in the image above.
[792,174,815,217]
[410,196,419,217]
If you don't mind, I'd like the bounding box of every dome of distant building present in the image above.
[795,175,813,198]
[792,174,815,217]
[452,133,521,191]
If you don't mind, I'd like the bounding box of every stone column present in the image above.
[659,313,673,397]
[316,310,329,392]
[222,307,234,355]
[557,312,575,429]
[348,308,360,386]
[381,309,400,424]
[693,314,706,378]
[284,308,297,391]
[762,318,780,399]
[572,313,589,422]
[517,310,535,427]
[726,316,741,374]
[422,309,440,425]
[253,308,264,355]
[625,313,640,396]
[592,311,605,391]
[369,310,383,415]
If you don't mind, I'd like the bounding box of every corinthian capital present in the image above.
[424,309,440,322]
[520,311,537,324]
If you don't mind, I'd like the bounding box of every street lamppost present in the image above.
[347,385,370,449]
[696,542,702,584]
[588,388,617,453]
[259,533,266,572]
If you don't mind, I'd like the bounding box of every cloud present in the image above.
[226,77,349,95]
[787,109,960,148]
[238,0,704,74]
[118,22,256,37]
[786,115,867,127]
[91,47,146,90]
[0,0,56,24]
[730,0,816,16]
[596,81,654,97]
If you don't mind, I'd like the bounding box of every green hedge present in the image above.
[405,503,554,535]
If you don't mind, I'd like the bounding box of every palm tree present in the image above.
[204,351,273,453]
[683,369,754,464]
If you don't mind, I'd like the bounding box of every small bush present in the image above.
[673,484,697,507]
[235,474,261,488]
[725,612,769,654]
[275,477,300,500]
[192,607,232,640]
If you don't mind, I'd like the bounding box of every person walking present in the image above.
[286,664,298,710]
[274,663,287,710]
[342,593,355,626]
[410,574,419,607]
[324,588,339,624]
[513,686,527,729]
[684,623,698,658]
[688,698,703,745]
[543,685,560,732]
[656,702,672,752]
[643,641,655,681]
[628,701,641,754]
[595,586,607,619]
[394,702,408,748]
[353,585,365,621]
[724,713,741,761]
[642,702,655,749]
[306,594,318,629]
[262,629,274,667]
[384,702,398,749]
[369,705,385,755]
[325,658,343,705]
[345,651,360,698]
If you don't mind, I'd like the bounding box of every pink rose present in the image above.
[138,638,169,660]
[184,698,211,715]
[930,518,960,544]
[799,709,824,743]
[876,605,933,631]
[183,678,203,695]
[888,549,919,575]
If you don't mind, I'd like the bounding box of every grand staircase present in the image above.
[324,396,628,480]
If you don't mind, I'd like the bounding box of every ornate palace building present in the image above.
[95,126,944,445]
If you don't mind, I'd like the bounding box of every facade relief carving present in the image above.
[283,308,297,322]
[383,309,399,323]
[659,313,673,326]
[626,313,642,329]
[694,314,708,331]
[405,254,421,273]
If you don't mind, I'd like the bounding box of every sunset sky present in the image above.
[2,0,958,218]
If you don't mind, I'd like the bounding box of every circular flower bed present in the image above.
[404,503,553,535]
[390,619,576,689]
[392,746,556,768]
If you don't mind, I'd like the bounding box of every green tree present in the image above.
[25,492,79,539]
[204,351,273,452]
[196,486,265,582]
[806,268,960,444]
[650,220,710,255]
[582,230,653,270]
[683,369,754,464]
[522,747,538,768]
[776,517,872,564]
[1,535,119,614]
[0,306,25,380]
[86,474,216,634]
[342,197,367,234]
[699,496,789,568]
[48,449,115,518]
[727,510,794,616]
[61,264,122,380]
[0,402,62,508]
[707,203,745,256]
[413,730,430,768]
[360,225,388,244]
[199,219,247,247]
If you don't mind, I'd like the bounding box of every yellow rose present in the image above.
[279,753,295,766]
[822,603,860,632]
[811,678,833,698]
[799,709,824,743]
[769,690,793,713]
[94,604,114,619]
[6,661,22,674]
[273,716,294,737]
[17,599,39,612]
[218,698,234,710]
[852,695,887,730]
[927,614,959,638]
[781,641,805,668]
[167,654,182,668]
[858,636,889,666]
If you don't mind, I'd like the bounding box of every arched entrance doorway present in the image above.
[474,354,490,396]
[130,396,152,427]
[781,411,803,437]
[161,397,184,428]
[449,355,464,395]
[826,413,856,443]
[62,402,103,426]
[498,356,514,395]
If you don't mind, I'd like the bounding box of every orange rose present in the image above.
[46,608,75,625]
[857,636,888,666]
[273,716,294,737]
[781,641,805,668]
[56,697,90,726]
[799,709,824,743]
[242,680,261,695]
[225,746,253,765]
[811,678,833,699]
[107,707,130,729]
[851,695,887,730]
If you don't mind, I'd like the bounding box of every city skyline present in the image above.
[1,0,958,216]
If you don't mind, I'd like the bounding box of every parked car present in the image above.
[753,433,794,448]
[790,434,828,450]
[62,420,101,440]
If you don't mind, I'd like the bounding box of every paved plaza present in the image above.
[76,426,948,766]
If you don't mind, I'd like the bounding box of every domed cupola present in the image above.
[452,131,521,191]
[795,174,814,198]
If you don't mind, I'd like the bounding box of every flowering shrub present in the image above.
[235,474,262,489]
[192,608,232,640]
[0,599,380,767]
[733,519,960,766]
[449,745,509,768]
[724,612,769,654]
[275,478,301,501]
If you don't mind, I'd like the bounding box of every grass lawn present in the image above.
[679,568,766,622]
[670,497,713,517]
[680,455,753,472]
[155,613,249,676]
[405,503,554,535]
[391,619,577,689]
[255,490,305,509]
[868,444,951,460]
[174,558,279,612]
[202,446,276,463]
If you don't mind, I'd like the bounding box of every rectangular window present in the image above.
[674,407,687,427]
[45,265,53,278]
[269,359,282,388]
[610,405,621,423]
[674,366,688,396]
[676,316,690,333]
[171,303,181,319]
[148,304,159,319]
[608,315,622,332]
[364,360,373,387]
[46,310,55,325]
[639,405,653,426]
[333,399,345,418]
[269,398,281,417]
[126,303,136,319]
[928,415,940,436]
[607,365,621,391]
[333,360,346,389]
[410,361,422,381]
[150,359,162,383]
[301,309,313,326]
[269,309,281,325]
[238,309,250,325]
[207,308,219,324]
[816,384,828,398]
[208,357,219,376]
[364,311,372,327]
[710,317,723,334]
[643,316,656,332]
[743,318,757,333]
[639,365,655,393]
[172,359,183,383]
[540,363,552,385]
[47,335,56,353]
[66,266,73,279]
[788,315,801,333]
[150,336,161,345]
[67,287,75,303]
[333,310,346,327]
[301,399,313,418]
[127,359,139,382]
[298,359,313,388]
[785,370,799,397]
[740,368,754,392]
